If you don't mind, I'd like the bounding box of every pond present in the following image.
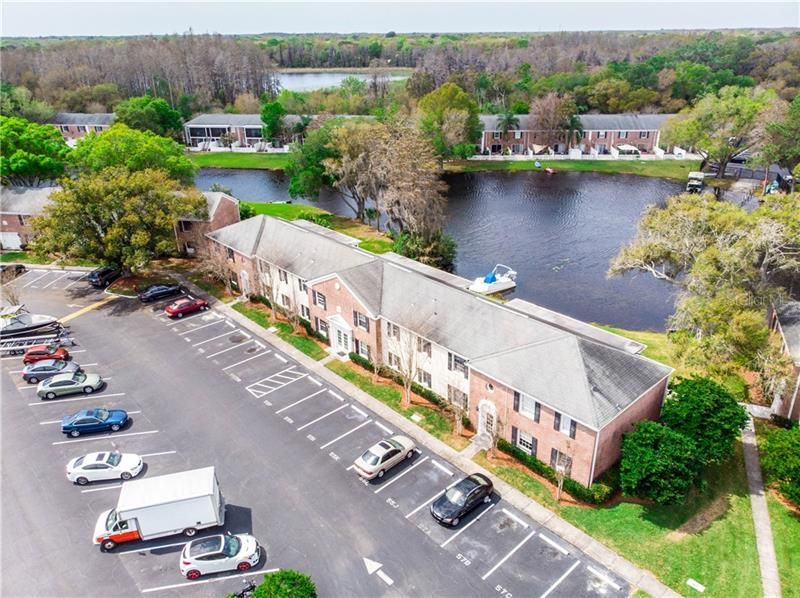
[277,71,407,92]
[196,168,683,331]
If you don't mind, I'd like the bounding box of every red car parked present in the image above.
[23,344,70,365]
[164,297,209,318]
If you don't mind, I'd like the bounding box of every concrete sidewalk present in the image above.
[175,273,680,598]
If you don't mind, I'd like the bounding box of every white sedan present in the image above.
[180,533,261,580]
[353,435,416,480]
[66,451,143,485]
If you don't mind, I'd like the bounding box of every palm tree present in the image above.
[565,114,583,150]
[497,111,520,136]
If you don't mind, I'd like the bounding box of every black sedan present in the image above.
[137,283,184,303]
[88,265,121,288]
[430,473,493,527]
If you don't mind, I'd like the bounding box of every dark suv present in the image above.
[88,266,122,288]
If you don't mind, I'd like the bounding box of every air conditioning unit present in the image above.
[186,247,196,256]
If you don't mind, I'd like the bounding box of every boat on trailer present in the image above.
[468,264,518,294]
[0,305,61,339]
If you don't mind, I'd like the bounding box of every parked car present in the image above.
[179,533,260,580]
[353,435,416,480]
[61,408,128,437]
[22,359,81,384]
[23,344,69,365]
[38,372,104,399]
[137,283,184,303]
[430,473,493,527]
[67,451,143,485]
[88,265,122,288]
[165,297,209,318]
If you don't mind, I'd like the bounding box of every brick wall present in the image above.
[308,276,378,358]
[0,213,35,247]
[176,195,241,256]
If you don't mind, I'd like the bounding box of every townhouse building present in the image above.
[175,191,241,256]
[207,215,673,487]
[0,186,58,249]
[50,112,114,143]
[769,301,800,421]
[182,114,307,149]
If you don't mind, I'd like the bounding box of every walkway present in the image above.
[742,417,782,598]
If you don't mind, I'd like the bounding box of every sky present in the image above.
[2,1,798,37]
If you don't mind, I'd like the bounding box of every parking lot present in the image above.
[1,273,629,597]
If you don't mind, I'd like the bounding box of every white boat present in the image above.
[469,264,517,294]
[0,305,60,339]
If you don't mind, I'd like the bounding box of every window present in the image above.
[17,215,25,226]
[94,126,104,132]
[417,337,431,357]
[448,353,467,378]
[492,131,501,139]
[597,131,607,139]
[258,260,269,274]
[355,340,371,360]
[226,247,234,261]
[486,382,494,392]
[77,125,87,133]
[179,220,193,232]
[280,294,290,307]
[298,279,307,292]
[447,385,468,411]
[581,131,587,139]
[315,318,329,337]
[550,449,573,472]
[387,322,400,338]
[639,131,649,139]
[279,269,288,283]
[511,144,523,154]
[416,369,432,388]
[313,290,327,309]
[513,130,522,139]
[515,430,538,457]
[553,412,576,438]
[353,311,370,331]
[619,131,629,139]
[518,393,540,423]
[300,305,310,320]
[388,352,400,368]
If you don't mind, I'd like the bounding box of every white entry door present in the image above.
[478,400,497,437]
[334,327,351,354]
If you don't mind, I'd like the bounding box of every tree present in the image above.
[285,124,337,200]
[0,116,70,186]
[756,94,800,174]
[114,96,183,139]
[70,124,196,184]
[233,93,261,114]
[620,421,703,505]
[760,426,800,505]
[30,167,206,271]
[261,100,287,142]
[660,377,748,465]
[496,111,520,136]
[528,93,576,147]
[60,83,121,112]
[392,231,457,272]
[0,85,56,123]
[406,70,435,99]
[565,114,583,149]
[253,569,317,598]
[417,83,481,161]
[662,86,773,177]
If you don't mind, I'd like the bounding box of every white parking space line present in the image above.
[440,502,495,547]
[118,540,191,554]
[374,421,393,434]
[221,351,271,370]
[192,330,237,347]
[63,273,89,289]
[328,390,344,402]
[41,271,71,289]
[405,478,461,519]
[52,430,158,445]
[23,271,50,288]
[178,319,225,335]
[275,389,326,414]
[41,410,141,425]
[374,456,430,494]
[81,484,122,494]
[245,367,307,398]
[275,354,288,363]
[141,570,278,594]
[140,451,177,458]
[297,404,349,431]
[206,339,253,359]
[538,532,569,555]
[539,561,581,598]
[11,268,40,282]
[320,420,371,449]
[164,311,208,326]
[350,404,368,418]
[307,376,322,386]
[28,392,125,406]
[16,386,37,390]
[500,508,529,529]
[431,459,454,477]
[586,566,621,591]
[482,528,538,581]
[225,320,236,329]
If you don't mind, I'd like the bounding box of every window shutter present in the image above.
[364,318,369,332]
[512,391,520,412]
[530,436,538,458]
[550,448,558,468]
[447,353,453,371]
[553,412,561,431]
[511,426,518,445]
[353,310,358,325]
[534,402,541,423]
[569,419,577,439]
[353,339,360,354]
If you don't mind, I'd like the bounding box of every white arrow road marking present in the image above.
[363,558,393,586]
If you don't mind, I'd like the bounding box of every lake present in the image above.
[196,168,683,331]
[277,71,407,92]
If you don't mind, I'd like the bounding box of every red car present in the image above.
[23,344,70,365]
[164,297,209,318]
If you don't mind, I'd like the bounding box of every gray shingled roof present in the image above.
[0,186,59,216]
[206,215,267,256]
[51,112,114,126]
[775,302,800,365]
[179,192,238,222]
[479,113,672,132]
[184,114,304,128]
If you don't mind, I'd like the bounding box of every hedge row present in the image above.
[249,294,329,344]
[497,439,617,504]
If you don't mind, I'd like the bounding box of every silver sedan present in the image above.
[353,435,416,480]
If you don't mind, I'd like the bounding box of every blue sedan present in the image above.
[61,409,129,438]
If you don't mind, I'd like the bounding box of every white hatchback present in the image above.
[180,533,261,580]
[66,451,143,485]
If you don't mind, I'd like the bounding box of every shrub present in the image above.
[497,439,616,504]
[770,413,798,430]
[253,569,317,598]
[349,351,374,372]
[250,294,272,308]
[298,211,333,228]
[761,425,800,506]
[301,319,329,344]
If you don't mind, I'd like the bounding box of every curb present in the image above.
[174,274,679,598]
[5,262,97,272]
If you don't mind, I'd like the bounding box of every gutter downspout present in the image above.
[786,371,800,421]
[588,427,601,485]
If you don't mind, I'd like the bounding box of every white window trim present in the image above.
[517,430,535,453]
[559,414,572,435]
[519,394,537,420]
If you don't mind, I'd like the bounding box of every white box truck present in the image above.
[93,466,225,551]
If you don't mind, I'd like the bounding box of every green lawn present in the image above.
[474,450,558,509]
[232,303,327,361]
[0,251,52,264]
[595,325,675,367]
[326,360,468,450]
[767,496,800,597]
[446,159,701,181]
[246,202,327,219]
[188,152,291,170]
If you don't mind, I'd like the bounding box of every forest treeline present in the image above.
[1,30,797,116]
